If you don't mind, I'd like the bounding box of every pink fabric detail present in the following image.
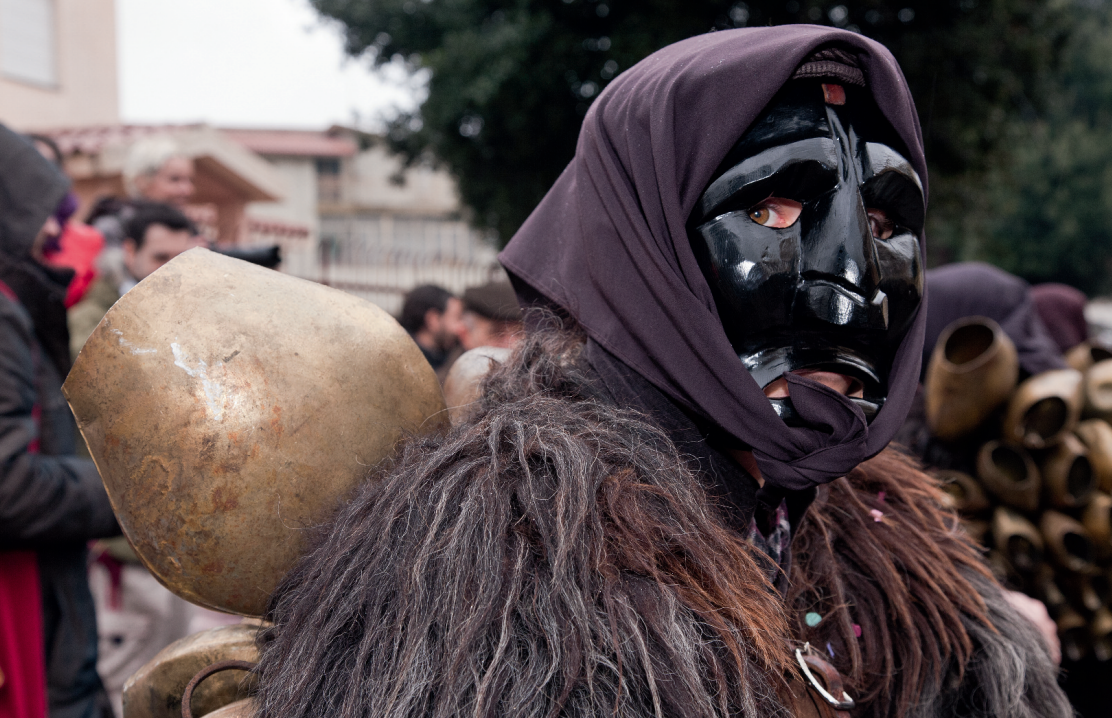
[27,404,39,456]
[42,223,105,308]
[0,552,46,718]
[0,279,47,718]
[90,548,124,611]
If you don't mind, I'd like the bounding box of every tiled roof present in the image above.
[219,128,358,158]
[38,124,359,159]
[39,124,205,155]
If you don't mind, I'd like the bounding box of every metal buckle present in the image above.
[795,644,855,711]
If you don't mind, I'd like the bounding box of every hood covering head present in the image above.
[0,124,70,258]
[924,263,1066,377]
[1031,282,1088,354]
[500,26,928,492]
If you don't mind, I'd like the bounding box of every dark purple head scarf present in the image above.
[923,263,1067,377]
[1031,283,1088,354]
[499,26,928,491]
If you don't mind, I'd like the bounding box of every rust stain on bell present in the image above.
[63,248,448,617]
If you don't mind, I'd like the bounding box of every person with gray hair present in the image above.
[87,136,195,249]
[121,136,194,206]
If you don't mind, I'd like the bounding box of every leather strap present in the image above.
[791,645,854,717]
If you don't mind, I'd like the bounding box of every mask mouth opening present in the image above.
[762,368,866,399]
[740,343,886,426]
[767,394,883,426]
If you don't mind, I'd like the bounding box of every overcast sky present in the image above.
[117,0,421,129]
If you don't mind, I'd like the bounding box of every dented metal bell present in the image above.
[63,249,448,617]
[122,624,259,718]
[925,317,1018,441]
[442,346,510,427]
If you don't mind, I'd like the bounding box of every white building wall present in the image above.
[244,135,502,316]
[0,0,119,129]
[247,156,319,233]
[343,144,460,215]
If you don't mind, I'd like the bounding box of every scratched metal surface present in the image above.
[64,248,448,616]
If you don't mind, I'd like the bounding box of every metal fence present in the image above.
[276,213,505,315]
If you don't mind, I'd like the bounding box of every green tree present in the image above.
[970,3,1112,295]
[312,0,1074,251]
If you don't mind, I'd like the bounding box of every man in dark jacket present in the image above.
[0,124,120,718]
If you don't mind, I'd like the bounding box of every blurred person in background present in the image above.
[398,284,464,374]
[0,125,118,718]
[1031,282,1090,354]
[459,281,523,351]
[69,202,212,715]
[69,202,206,359]
[26,134,106,310]
[122,137,194,207]
[86,137,195,249]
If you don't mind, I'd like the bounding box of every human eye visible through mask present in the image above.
[748,197,803,228]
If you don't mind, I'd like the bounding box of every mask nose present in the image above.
[795,180,888,331]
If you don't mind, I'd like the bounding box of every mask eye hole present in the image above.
[867,208,895,239]
[748,198,802,228]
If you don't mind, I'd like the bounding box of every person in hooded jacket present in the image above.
[251,28,1071,718]
[0,125,120,718]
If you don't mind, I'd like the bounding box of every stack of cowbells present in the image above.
[924,316,1112,662]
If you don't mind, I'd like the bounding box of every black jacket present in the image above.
[0,124,119,718]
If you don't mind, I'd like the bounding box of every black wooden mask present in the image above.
[689,80,924,426]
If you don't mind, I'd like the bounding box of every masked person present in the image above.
[252,28,1070,718]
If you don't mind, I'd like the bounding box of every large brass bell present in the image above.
[1040,510,1096,575]
[991,506,1044,574]
[924,317,1018,441]
[442,347,510,427]
[976,441,1041,513]
[1082,492,1112,562]
[1059,572,1106,613]
[1091,608,1112,662]
[1083,360,1112,424]
[122,625,258,718]
[1039,434,1096,510]
[1001,369,1084,449]
[1075,419,1112,493]
[936,470,991,514]
[64,249,449,617]
[1058,606,1091,662]
[1066,341,1112,373]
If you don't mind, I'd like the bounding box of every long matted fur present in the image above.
[253,327,1071,717]
[791,451,1072,718]
[253,332,792,718]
